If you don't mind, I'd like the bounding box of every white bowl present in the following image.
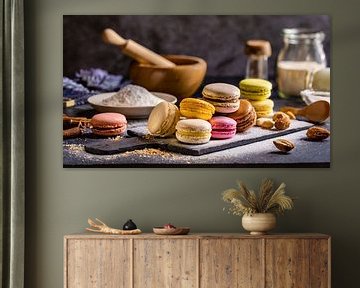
[300,89,330,105]
[87,92,177,119]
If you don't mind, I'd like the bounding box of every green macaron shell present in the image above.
[239,79,272,101]
[239,78,272,93]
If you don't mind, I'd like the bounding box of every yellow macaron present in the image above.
[250,99,274,117]
[239,78,272,101]
[180,98,215,120]
[175,119,212,144]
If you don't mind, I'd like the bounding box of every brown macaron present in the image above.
[228,99,257,133]
[91,113,127,137]
[202,83,240,114]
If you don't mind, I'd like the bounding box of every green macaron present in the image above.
[239,78,272,101]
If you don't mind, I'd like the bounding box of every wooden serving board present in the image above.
[84,120,313,156]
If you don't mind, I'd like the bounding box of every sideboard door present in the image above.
[65,239,131,288]
[309,239,330,288]
[133,239,198,288]
[266,239,310,287]
[200,239,264,288]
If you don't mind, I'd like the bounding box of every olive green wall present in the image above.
[25,0,360,287]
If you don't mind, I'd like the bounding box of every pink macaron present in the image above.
[91,113,127,137]
[209,116,237,139]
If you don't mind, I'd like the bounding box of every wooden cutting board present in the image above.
[84,120,313,156]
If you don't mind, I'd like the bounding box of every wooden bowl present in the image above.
[153,227,190,235]
[129,55,207,101]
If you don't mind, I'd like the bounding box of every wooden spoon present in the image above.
[280,100,330,123]
[102,28,175,68]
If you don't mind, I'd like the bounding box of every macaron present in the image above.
[202,83,240,113]
[209,116,237,139]
[250,99,274,118]
[239,78,272,101]
[228,99,257,133]
[91,112,127,137]
[312,68,330,92]
[147,102,180,137]
[175,119,212,144]
[180,98,215,120]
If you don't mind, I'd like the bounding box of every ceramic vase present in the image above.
[242,213,276,235]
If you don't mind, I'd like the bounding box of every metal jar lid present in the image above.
[282,28,325,41]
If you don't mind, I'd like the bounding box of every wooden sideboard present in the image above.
[64,233,330,288]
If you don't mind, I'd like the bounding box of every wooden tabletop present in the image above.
[65,232,330,240]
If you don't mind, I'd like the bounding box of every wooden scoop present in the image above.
[280,100,330,123]
[102,28,175,68]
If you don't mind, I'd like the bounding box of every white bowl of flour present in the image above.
[88,85,177,119]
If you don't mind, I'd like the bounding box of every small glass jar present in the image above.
[245,40,272,80]
[277,28,327,98]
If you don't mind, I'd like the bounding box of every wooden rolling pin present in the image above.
[102,28,175,68]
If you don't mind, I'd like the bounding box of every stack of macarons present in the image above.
[90,112,127,137]
[174,98,215,144]
[202,83,240,114]
[148,82,262,145]
[147,102,180,137]
[228,99,257,133]
[203,82,256,135]
[175,82,258,144]
[239,78,274,117]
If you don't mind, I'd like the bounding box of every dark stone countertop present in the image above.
[63,77,330,168]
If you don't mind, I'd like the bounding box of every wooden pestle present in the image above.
[102,28,176,68]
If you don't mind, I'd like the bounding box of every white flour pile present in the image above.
[102,84,163,107]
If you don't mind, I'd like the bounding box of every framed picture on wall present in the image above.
[63,15,331,168]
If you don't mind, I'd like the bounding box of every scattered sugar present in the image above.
[123,148,175,158]
[64,144,85,151]
[102,84,163,107]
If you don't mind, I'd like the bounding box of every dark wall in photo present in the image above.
[63,15,330,77]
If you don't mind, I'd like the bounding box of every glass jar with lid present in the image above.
[277,28,327,98]
[245,40,272,80]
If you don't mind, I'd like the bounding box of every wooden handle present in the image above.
[280,106,302,116]
[63,115,91,125]
[102,28,127,46]
[102,28,176,68]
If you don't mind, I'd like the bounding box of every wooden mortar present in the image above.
[129,55,207,100]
